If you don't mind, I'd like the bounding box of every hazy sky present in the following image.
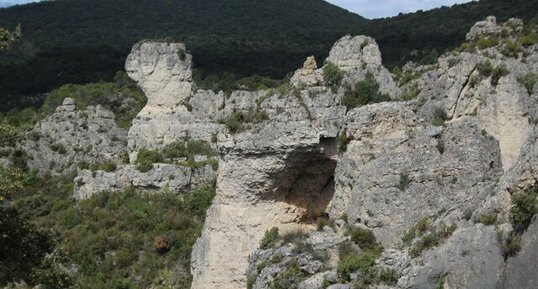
[1,0,475,19]
[326,0,475,18]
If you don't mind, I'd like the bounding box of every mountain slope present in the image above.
[0,0,537,112]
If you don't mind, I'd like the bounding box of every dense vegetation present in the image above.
[0,165,216,288]
[0,0,537,112]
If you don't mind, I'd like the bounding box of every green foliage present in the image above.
[49,142,67,154]
[476,213,498,225]
[476,36,497,49]
[518,73,538,95]
[0,23,21,50]
[434,274,446,289]
[42,72,147,129]
[342,72,391,110]
[316,216,330,231]
[378,268,398,285]
[135,148,163,172]
[337,253,376,282]
[269,261,305,289]
[322,62,344,92]
[338,132,348,152]
[260,227,280,250]
[502,235,522,257]
[2,0,538,113]
[218,109,269,133]
[501,40,522,58]
[90,162,117,173]
[402,217,430,244]
[510,187,538,232]
[348,227,383,254]
[398,171,411,191]
[477,61,508,85]
[7,170,216,289]
[431,107,448,126]
[0,204,54,287]
[402,82,421,100]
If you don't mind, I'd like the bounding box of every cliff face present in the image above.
[14,16,538,289]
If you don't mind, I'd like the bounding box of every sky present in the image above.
[326,0,475,19]
[0,0,475,19]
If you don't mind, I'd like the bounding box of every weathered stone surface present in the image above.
[328,102,502,246]
[24,98,128,175]
[73,163,216,200]
[501,219,538,288]
[125,42,192,111]
[401,225,503,289]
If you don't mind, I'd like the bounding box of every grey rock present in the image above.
[501,219,538,288]
[23,98,128,175]
[73,163,216,200]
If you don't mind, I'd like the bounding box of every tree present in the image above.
[0,24,21,50]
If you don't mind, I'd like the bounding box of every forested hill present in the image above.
[0,0,537,112]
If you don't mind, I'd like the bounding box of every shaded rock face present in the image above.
[24,98,128,175]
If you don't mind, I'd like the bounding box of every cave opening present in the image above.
[270,138,338,224]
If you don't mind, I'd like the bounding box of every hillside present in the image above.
[0,0,537,112]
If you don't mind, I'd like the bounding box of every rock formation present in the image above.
[17,15,538,289]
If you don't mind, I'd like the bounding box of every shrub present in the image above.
[503,235,521,257]
[135,149,163,172]
[478,61,508,85]
[316,216,330,231]
[476,36,497,49]
[218,110,269,133]
[269,261,305,289]
[49,143,67,154]
[398,171,410,191]
[348,227,382,254]
[431,107,447,126]
[510,187,538,232]
[322,62,344,92]
[477,213,497,226]
[501,40,522,58]
[518,73,538,95]
[337,253,376,282]
[378,268,398,285]
[342,72,391,110]
[260,227,280,249]
[338,132,348,152]
[519,35,535,46]
[402,83,421,100]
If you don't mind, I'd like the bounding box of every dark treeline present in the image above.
[0,0,536,111]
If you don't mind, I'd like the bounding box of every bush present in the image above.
[402,83,421,100]
[476,36,497,49]
[477,213,497,226]
[135,149,163,172]
[269,261,305,289]
[348,227,382,254]
[518,73,538,95]
[503,235,521,257]
[322,62,344,92]
[49,143,67,154]
[338,132,348,152]
[342,72,391,110]
[260,227,280,249]
[477,61,508,85]
[337,253,376,282]
[431,107,447,126]
[501,40,522,58]
[398,171,411,191]
[218,110,269,133]
[510,188,538,232]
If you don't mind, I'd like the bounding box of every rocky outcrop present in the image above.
[328,103,502,245]
[73,164,216,200]
[23,15,538,289]
[24,98,128,175]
